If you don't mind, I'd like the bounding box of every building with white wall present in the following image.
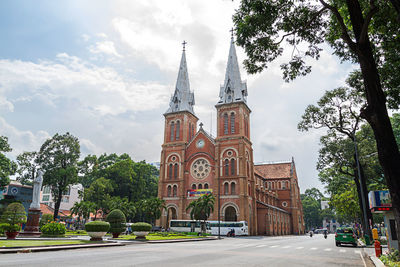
[40,184,83,211]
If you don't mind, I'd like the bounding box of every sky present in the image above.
[0,0,356,193]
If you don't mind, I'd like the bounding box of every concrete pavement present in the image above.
[0,234,374,267]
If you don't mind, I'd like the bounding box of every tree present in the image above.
[186,194,215,233]
[107,196,136,222]
[234,0,400,246]
[298,86,373,235]
[303,188,324,201]
[16,151,40,186]
[300,194,322,230]
[37,132,80,220]
[84,177,113,220]
[0,136,17,190]
[70,201,95,228]
[139,198,166,225]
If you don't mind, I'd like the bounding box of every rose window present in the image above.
[191,159,210,180]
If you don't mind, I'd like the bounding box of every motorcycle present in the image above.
[227,229,235,237]
[324,232,328,239]
[309,231,313,237]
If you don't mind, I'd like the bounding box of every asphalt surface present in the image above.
[0,234,373,267]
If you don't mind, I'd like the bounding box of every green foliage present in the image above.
[300,195,322,229]
[39,214,53,228]
[0,136,17,190]
[135,198,165,224]
[380,249,400,267]
[107,197,136,221]
[1,202,27,227]
[106,209,126,234]
[70,201,96,223]
[131,222,152,232]
[37,132,80,220]
[16,151,39,186]
[0,223,21,232]
[330,181,361,222]
[84,177,113,219]
[186,194,215,233]
[41,222,66,237]
[85,221,110,232]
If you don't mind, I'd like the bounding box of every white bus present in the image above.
[169,220,211,234]
[208,221,249,236]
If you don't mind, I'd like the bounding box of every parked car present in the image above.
[335,227,357,247]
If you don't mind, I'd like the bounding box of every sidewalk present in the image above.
[359,239,388,267]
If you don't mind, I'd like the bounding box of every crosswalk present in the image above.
[228,243,361,254]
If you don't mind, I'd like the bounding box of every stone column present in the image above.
[20,209,42,237]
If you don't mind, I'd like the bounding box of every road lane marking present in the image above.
[354,250,361,254]
[295,246,304,250]
[256,245,267,248]
[339,249,346,253]
[282,246,291,249]
[270,245,279,248]
[324,248,331,251]
[310,247,318,250]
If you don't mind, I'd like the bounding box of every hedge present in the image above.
[132,222,152,232]
[106,209,126,234]
[85,221,110,232]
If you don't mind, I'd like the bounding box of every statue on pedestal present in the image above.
[30,170,43,210]
[20,169,44,237]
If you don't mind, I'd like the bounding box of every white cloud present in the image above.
[89,40,122,58]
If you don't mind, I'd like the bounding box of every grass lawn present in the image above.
[116,234,205,241]
[0,240,93,248]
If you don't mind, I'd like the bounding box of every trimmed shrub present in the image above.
[41,222,66,237]
[132,222,152,232]
[106,209,126,234]
[0,223,20,233]
[85,221,110,232]
[39,214,53,228]
[1,202,27,229]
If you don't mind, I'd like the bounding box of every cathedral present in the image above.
[157,37,305,236]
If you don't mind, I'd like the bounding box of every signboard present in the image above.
[369,190,392,212]
[187,189,213,197]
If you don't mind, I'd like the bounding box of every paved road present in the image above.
[0,234,373,267]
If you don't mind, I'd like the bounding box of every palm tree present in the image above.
[186,194,215,234]
[70,201,95,229]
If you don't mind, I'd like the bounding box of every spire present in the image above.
[217,35,248,105]
[166,41,195,115]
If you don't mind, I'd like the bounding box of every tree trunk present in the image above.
[54,187,63,221]
[359,163,374,230]
[353,168,367,235]
[345,0,400,249]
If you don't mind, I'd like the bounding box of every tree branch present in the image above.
[359,1,378,44]
[274,7,328,45]
[319,0,357,50]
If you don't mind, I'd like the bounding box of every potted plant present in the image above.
[106,209,126,238]
[0,202,27,239]
[85,221,110,241]
[132,222,152,240]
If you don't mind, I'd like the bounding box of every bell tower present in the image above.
[215,36,256,235]
[158,42,198,228]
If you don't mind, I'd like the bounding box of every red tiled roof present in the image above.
[254,162,292,179]
[40,203,71,217]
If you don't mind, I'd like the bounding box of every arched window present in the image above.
[230,112,235,133]
[268,181,271,190]
[168,164,173,180]
[167,185,171,197]
[224,159,229,176]
[173,185,177,197]
[192,125,194,137]
[176,121,180,140]
[224,113,228,134]
[282,181,286,189]
[224,182,229,195]
[204,183,209,189]
[248,184,251,197]
[230,158,235,175]
[189,123,191,140]
[192,184,196,190]
[278,181,281,189]
[231,183,236,195]
[174,163,178,179]
[198,184,203,189]
[247,162,250,177]
[170,122,175,141]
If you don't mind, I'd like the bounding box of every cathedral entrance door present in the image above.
[166,207,177,229]
[224,206,237,221]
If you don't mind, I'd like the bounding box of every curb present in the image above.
[112,237,218,244]
[0,242,125,254]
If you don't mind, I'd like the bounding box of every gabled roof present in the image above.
[40,203,71,217]
[254,161,293,179]
[187,123,215,147]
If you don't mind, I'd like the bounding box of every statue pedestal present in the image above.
[20,208,42,237]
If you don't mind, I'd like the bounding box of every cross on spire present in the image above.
[182,40,187,51]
